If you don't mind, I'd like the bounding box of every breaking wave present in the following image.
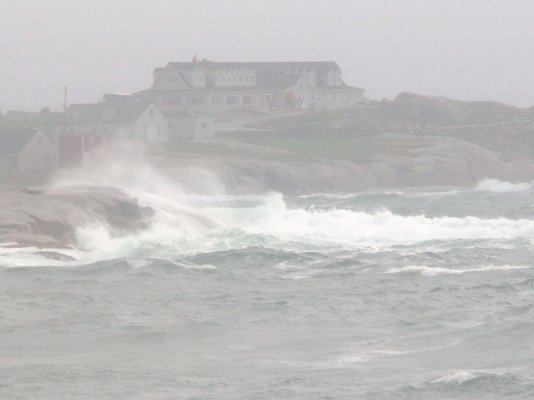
[475,178,532,192]
[215,194,534,245]
[3,188,534,268]
[428,369,529,388]
[384,265,531,276]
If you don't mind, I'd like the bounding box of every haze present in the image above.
[1,0,533,111]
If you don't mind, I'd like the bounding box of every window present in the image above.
[243,95,254,105]
[211,96,223,105]
[68,111,79,121]
[102,109,114,120]
[226,96,238,105]
[166,98,180,105]
[335,72,342,85]
[190,97,204,105]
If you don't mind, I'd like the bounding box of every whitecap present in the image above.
[431,369,514,385]
[475,179,532,193]
[384,265,531,276]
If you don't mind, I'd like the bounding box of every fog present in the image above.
[3,2,534,399]
[1,0,533,110]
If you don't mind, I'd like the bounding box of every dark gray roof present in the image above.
[0,129,40,156]
[146,61,356,92]
[168,61,340,73]
[136,61,366,96]
[66,102,151,125]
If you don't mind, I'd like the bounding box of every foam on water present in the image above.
[385,265,531,276]
[475,178,532,192]
[431,369,516,385]
[3,179,534,399]
[3,188,534,268]
[203,193,534,250]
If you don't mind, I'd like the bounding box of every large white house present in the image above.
[132,60,366,114]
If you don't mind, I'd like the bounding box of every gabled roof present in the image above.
[168,61,340,74]
[144,61,352,92]
[138,61,366,95]
[0,128,41,156]
[66,102,152,125]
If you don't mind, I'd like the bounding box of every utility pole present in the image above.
[63,86,68,135]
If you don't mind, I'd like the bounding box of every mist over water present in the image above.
[3,0,534,397]
[1,168,534,399]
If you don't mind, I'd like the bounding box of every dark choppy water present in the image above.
[1,179,534,399]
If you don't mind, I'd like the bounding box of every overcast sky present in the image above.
[1,0,533,110]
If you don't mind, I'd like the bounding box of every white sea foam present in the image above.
[207,193,534,247]
[475,178,532,192]
[0,246,82,268]
[431,369,513,385]
[385,265,531,276]
[4,189,534,267]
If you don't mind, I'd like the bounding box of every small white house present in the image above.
[65,102,169,143]
[0,128,58,173]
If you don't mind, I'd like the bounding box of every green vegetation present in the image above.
[0,112,64,137]
[245,111,345,131]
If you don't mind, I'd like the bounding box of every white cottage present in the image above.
[65,102,169,143]
[0,128,58,173]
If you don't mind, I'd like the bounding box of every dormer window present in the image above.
[193,68,205,86]
[335,71,342,86]
[327,70,335,85]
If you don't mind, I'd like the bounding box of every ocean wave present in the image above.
[4,189,534,268]
[209,193,534,246]
[475,178,532,192]
[384,265,531,276]
[430,369,521,385]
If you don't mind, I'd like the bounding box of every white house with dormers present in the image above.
[132,60,366,114]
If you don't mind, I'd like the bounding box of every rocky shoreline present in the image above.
[0,186,153,248]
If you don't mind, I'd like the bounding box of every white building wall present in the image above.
[18,131,58,172]
[167,115,214,140]
[133,104,169,143]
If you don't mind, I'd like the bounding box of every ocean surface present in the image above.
[1,179,534,399]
